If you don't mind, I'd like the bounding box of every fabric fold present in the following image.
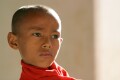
[20,60,75,80]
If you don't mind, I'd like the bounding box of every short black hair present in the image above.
[12,5,61,35]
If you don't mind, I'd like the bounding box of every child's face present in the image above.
[9,13,62,68]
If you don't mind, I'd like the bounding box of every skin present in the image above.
[8,12,63,68]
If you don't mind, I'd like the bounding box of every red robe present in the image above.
[20,61,75,80]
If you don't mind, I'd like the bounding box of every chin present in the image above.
[36,59,54,68]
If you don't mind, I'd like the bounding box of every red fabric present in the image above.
[20,60,75,80]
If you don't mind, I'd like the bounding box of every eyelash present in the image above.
[32,32,60,39]
[32,33,41,37]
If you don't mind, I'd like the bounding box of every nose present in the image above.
[41,38,52,50]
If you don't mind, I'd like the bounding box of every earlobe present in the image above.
[7,32,18,49]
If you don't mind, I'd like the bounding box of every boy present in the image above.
[7,5,77,80]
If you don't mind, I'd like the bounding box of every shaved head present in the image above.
[12,5,61,35]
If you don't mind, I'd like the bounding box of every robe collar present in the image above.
[20,60,75,80]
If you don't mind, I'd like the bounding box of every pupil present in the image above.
[52,35,58,39]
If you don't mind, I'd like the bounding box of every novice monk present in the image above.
[7,5,78,80]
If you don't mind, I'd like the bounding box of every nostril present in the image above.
[42,44,51,49]
[42,45,46,48]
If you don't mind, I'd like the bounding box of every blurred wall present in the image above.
[94,0,120,80]
[0,0,94,80]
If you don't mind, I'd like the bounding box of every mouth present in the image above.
[39,51,52,57]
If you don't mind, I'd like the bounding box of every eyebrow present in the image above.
[28,26,44,31]
[28,26,60,33]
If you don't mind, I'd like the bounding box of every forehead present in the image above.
[19,12,61,32]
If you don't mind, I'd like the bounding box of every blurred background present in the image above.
[0,0,120,80]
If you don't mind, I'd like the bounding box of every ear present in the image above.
[7,32,18,49]
[60,37,63,43]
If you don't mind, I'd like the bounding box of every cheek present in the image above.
[17,38,34,55]
[18,42,28,56]
[18,43,37,60]
[52,40,61,51]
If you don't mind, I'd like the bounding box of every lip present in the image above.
[39,52,52,56]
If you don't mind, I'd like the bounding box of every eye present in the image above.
[51,34,59,39]
[32,32,41,37]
